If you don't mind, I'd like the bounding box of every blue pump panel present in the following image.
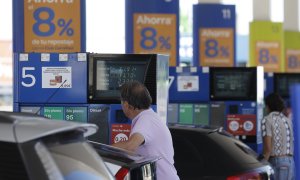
[15,53,87,103]
[169,66,209,103]
[291,85,300,180]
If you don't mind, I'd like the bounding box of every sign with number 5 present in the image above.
[21,67,36,87]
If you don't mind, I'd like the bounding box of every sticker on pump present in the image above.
[243,121,254,132]
[229,121,239,131]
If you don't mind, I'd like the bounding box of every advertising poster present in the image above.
[249,21,284,72]
[133,13,177,66]
[23,0,82,52]
[199,28,234,66]
[284,31,300,72]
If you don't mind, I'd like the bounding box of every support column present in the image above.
[253,0,271,21]
[284,0,299,31]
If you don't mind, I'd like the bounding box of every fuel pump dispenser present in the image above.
[14,52,169,145]
[209,67,264,152]
[168,66,210,126]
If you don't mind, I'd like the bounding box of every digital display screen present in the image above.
[210,68,256,100]
[274,73,300,98]
[95,60,148,100]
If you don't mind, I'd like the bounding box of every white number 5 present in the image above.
[21,67,36,87]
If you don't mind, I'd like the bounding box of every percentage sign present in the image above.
[288,55,298,68]
[220,46,229,57]
[57,19,74,36]
[270,55,277,63]
[159,36,171,50]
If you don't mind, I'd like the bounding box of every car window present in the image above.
[171,128,263,178]
[43,131,114,180]
[0,142,30,180]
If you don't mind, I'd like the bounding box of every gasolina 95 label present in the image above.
[133,13,177,66]
[24,0,81,52]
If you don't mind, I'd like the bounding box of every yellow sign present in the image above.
[286,49,300,72]
[24,0,81,52]
[199,28,234,67]
[255,41,281,72]
[133,13,177,66]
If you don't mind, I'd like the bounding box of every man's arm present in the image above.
[112,133,145,152]
[263,136,272,160]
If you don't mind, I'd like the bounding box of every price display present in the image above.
[200,28,234,67]
[255,41,281,72]
[133,13,177,66]
[43,107,64,120]
[24,0,81,52]
[65,107,87,123]
[286,49,300,72]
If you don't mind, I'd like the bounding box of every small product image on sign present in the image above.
[42,67,72,88]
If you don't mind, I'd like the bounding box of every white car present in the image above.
[0,111,114,180]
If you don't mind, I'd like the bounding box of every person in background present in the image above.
[112,81,179,180]
[261,93,295,180]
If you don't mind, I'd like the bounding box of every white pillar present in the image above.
[198,0,222,3]
[284,0,299,31]
[253,0,271,21]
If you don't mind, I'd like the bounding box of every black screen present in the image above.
[94,60,148,101]
[274,73,300,98]
[210,68,256,100]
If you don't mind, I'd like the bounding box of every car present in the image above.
[90,141,159,180]
[169,125,274,180]
[0,111,114,180]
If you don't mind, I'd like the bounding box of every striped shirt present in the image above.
[261,112,294,156]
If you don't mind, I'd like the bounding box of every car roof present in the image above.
[0,111,98,143]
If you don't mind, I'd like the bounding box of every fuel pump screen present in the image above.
[210,68,256,100]
[274,73,300,98]
[95,60,147,100]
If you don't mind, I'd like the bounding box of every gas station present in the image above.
[2,0,300,179]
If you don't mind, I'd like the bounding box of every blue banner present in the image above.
[125,0,179,66]
[193,4,236,67]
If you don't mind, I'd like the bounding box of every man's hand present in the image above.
[112,133,145,152]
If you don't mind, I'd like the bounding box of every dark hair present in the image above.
[265,93,286,112]
[120,81,152,109]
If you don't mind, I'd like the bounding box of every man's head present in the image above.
[265,92,285,113]
[120,81,152,118]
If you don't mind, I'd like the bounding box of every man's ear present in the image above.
[128,104,135,110]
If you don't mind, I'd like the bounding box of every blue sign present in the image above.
[15,53,87,103]
[193,4,236,67]
[125,0,179,66]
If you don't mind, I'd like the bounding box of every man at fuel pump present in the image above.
[112,81,179,180]
[261,93,295,180]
